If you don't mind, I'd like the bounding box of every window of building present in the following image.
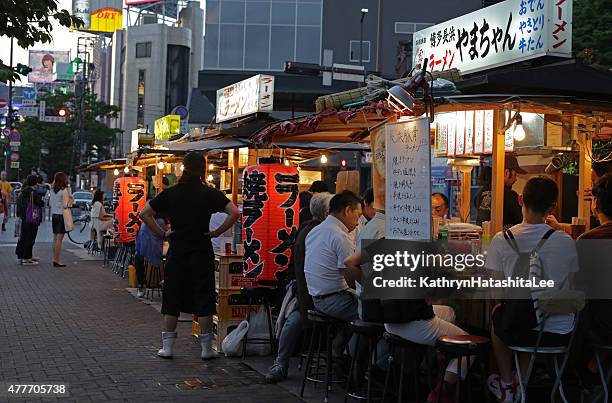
[349,40,370,63]
[137,69,145,128]
[135,42,152,58]
[203,0,322,71]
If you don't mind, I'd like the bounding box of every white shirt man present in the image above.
[304,191,362,322]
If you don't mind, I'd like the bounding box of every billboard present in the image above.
[216,75,274,123]
[413,0,572,75]
[72,0,123,33]
[125,0,178,19]
[154,115,181,141]
[28,51,71,83]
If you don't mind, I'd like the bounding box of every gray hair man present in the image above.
[265,192,333,383]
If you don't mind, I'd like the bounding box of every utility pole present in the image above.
[359,8,368,88]
[5,38,14,178]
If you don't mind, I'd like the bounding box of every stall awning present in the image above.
[79,158,127,172]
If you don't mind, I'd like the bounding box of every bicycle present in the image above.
[67,205,92,245]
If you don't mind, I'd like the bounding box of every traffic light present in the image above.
[58,107,67,117]
[15,63,32,76]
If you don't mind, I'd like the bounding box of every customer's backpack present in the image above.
[499,228,555,331]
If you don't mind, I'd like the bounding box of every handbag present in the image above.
[25,191,42,225]
[62,190,74,232]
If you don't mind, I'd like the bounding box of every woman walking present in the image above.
[50,172,73,267]
[16,175,44,265]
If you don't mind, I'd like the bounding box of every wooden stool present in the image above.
[344,321,384,402]
[435,334,490,403]
[300,309,345,403]
[382,332,428,403]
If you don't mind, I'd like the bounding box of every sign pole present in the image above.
[5,38,14,179]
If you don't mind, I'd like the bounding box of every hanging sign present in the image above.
[216,75,274,123]
[242,164,299,282]
[154,114,181,141]
[112,177,147,243]
[385,117,432,240]
[465,110,475,154]
[412,0,572,75]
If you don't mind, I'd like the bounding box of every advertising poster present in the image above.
[28,50,71,83]
[73,0,123,33]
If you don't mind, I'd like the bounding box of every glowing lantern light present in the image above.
[242,164,299,282]
[123,166,129,173]
[113,168,119,176]
[112,177,147,243]
[320,154,328,164]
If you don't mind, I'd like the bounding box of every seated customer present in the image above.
[134,214,169,298]
[91,190,113,247]
[265,192,333,383]
[432,192,449,219]
[576,173,612,395]
[486,176,578,403]
[345,215,470,403]
[304,190,361,322]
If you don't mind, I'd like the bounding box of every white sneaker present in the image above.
[136,288,145,298]
[488,374,517,403]
[21,259,39,266]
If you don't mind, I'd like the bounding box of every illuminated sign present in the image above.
[413,0,572,75]
[154,115,181,141]
[216,75,274,123]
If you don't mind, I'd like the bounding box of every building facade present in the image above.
[110,1,203,154]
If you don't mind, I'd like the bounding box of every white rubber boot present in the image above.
[157,331,177,359]
[200,332,218,360]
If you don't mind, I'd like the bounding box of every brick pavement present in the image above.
[0,234,303,403]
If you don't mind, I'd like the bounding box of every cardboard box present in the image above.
[215,288,260,321]
[215,259,257,290]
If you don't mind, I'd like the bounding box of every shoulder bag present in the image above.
[62,190,74,232]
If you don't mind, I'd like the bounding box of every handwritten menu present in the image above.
[455,111,465,155]
[436,114,448,155]
[483,110,494,153]
[474,110,484,153]
[465,110,474,154]
[503,110,516,152]
[385,117,432,240]
[447,116,456,156]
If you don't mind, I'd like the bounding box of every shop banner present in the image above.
[216,75,274,123]
[72,0,123,33]
[413,0,572,75]
[385,117,432,241]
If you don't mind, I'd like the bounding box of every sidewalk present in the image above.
[0,231,303,402]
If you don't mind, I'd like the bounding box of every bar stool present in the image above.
[382,332,428,403]
[145,260,163,300]
[435,334,490,403]
[240,286,277,360]
[344,321,384,402]
[300,309,344,403]
[594,342,612,403]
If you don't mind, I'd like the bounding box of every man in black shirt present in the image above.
[503,155,526,228]
[140,152,239,360]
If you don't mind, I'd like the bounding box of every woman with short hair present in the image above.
[49,172,73,267]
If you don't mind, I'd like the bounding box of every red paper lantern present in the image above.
[242,164,299,282]
[112,177,147,243]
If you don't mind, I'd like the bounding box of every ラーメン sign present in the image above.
[154,115,181,142]
[216,75,274,123]
[413,0,572,75]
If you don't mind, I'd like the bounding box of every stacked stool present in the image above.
[344,321,385,402]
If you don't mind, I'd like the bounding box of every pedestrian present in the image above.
[15,175,44,265]
[50,172,74,268]
[0,185,8,231]
[474,166,493,226]
[140,152,240,360]
[0,170,11,231]
[502,155,526,228]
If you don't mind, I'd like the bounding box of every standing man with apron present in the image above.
[140,152,240,360]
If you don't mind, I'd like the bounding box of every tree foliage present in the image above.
[1,90,122,178]
[573,0,612,69]
[0,0,82,82]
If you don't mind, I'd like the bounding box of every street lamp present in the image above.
[359,8,369,88]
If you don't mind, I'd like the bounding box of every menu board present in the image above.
[385,117,432,240]
[504,110,515,152]
[483,110,494,153]
[455,111,465,155]
[474,110,484,153]
[465,110,474,155]
[436,114,448,156]
[447,116,456,156]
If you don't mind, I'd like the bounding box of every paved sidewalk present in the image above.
[0,238,303,402]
